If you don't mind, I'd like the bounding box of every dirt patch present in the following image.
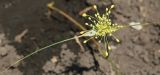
[0,0,160,75]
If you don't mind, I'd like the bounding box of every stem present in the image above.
[108,58,122,75]
[4,35,83,72]
[47,2,100,48]
[48,3,86,31]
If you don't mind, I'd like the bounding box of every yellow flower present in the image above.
[81,5,123,58]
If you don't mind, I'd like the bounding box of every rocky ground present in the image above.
[0,0,160,75]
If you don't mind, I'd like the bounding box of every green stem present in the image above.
[8,35,83,70]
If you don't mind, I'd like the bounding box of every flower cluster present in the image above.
[81,5,123,58]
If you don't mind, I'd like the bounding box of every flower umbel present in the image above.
[81,5,123,58]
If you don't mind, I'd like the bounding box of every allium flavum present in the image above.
[81,5,123,58]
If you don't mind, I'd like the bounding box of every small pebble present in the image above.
[0,47,8,57]
[51,56,58,64]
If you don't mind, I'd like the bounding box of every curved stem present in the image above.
[47,2,100,48]
[2,35,83,73]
